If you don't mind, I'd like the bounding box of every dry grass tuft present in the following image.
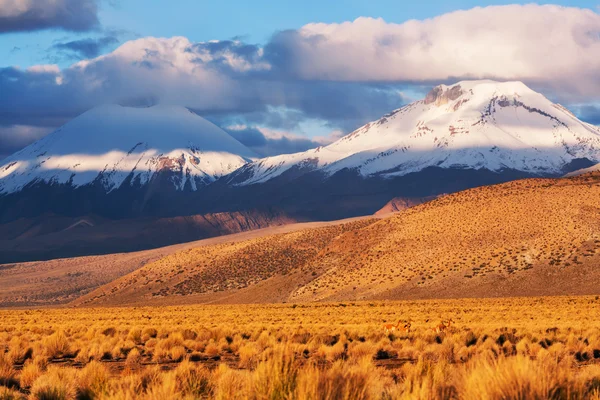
[29,367,75,400]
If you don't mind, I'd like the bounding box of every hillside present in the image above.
[0,209,295,264]
[72,172,600,306]
[0,217,373,307]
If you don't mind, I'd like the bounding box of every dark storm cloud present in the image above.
[226,126,268,147]
[0,66,92,128]
[0,0,99,33]
[188,40,264,74]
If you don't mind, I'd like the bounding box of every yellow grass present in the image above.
[1,296,600,399]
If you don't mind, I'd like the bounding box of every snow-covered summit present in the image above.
[230,80,600,185]
[0,104,257,194]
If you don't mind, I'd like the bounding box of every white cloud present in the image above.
[272,5,600,98]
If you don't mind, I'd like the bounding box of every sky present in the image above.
[1,0,600,159]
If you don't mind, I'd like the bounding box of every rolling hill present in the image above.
[58,171,600,307]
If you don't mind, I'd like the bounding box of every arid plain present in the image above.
[2,298,600,399]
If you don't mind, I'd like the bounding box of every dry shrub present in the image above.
[42,331,71,360]
[29,367,76,400]
[298,357,382,400]
[180,329,197,341]
[113,366,162,397]
[151,346,169,363]
[127,329,143,345]
[165,332,184,347]
[6,338,32,366]
[145,373,176,399]
[213,364,249,400]
[252,346,298,399]
[75,361,110,400]
[461,354,600,400]
[238,343,260,369]
[101,328,116,337]
[169,346,186,362]
[0,387,22,400]
[19,358,46,389]
[173,360,213,397]
[204,341,219,357]
[349,341,378,359]
[142,327,158,339]
[396,358,457,400]
[0,355,17,390]
[125,348,142,367]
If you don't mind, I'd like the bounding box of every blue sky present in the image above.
[1,1,600,159]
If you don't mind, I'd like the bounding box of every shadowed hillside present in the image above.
[0,209,296,264]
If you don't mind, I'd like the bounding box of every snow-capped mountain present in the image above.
[0,105,256,195]
[2,80,600,227]
[229,80,600,185]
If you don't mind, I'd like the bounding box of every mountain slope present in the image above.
[0,104,256,195]
[70,172,600,306]
[0,209,296,264]
[229,80,600,186]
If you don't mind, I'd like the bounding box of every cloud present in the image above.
[0,0,99,33]
[50,35,119,60]
[0,36,405,131]
[0,125,52,160]
[265,5,600,99]
[225,125,341,157]
[3,4,600,159]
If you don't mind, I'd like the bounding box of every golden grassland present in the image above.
[2,297,600,399]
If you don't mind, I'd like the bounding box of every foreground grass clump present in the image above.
[1,296,600,399]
